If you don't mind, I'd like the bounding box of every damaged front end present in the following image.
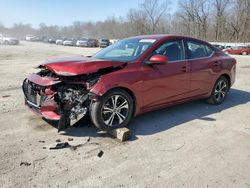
[22,65,116,132]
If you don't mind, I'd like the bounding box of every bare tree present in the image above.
[140,0,170,34]
[229,0,250,41]
[211,0,230,41]
[178,0,197,36]
[194,0,210,39]
[127,9,149,35]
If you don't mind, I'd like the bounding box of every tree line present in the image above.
[0,0,249,42]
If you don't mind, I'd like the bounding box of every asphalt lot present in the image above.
[0,41,250,188]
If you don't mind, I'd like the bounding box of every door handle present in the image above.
[181,66,187,72]
[213,61,220,67]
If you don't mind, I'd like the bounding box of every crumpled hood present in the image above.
[40,56,126,76]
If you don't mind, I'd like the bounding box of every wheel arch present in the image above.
[221,73,231,87]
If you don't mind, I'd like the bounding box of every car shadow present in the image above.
[47,88,250,141]
[127,88,250,137]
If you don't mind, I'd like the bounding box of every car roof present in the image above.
[127,34,208,42]
[126,34,214,48]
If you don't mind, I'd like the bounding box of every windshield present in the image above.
[93,38,156,62]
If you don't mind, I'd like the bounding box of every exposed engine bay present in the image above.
[22,62,126,132]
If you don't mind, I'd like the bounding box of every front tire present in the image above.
[90,89,134,131]
[206,76,229,105]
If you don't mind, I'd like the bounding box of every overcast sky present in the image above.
[0,0,177,28]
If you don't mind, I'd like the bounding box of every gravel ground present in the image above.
[0,41,249,188]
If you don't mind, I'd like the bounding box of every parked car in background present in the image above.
[213,44,225,50]
[0,34,19,45]
[63,38,76,46]
[56,38,65,45]
[76,38,99,47]
[223,46,250,55]
[87,39,99,47]
[42,37,49,43]
[26,35,40,41]
[110,39,119,44]
[22,34,236,132]
[48,38,56,44]
[225,45,232,49]
[99,38,111,48]
[76,38,88,47]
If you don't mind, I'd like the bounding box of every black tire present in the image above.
[206,76,229,105]
[90,89,134,131]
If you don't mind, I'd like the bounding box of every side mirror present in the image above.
[147,55,168,65]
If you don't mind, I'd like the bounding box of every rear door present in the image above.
[185,39,218,96]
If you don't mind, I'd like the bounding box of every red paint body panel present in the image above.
[41,57,125,76]
[27,73,61,86]
[141,60,190,109]
[23,35,237,120]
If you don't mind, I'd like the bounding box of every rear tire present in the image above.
[206,76,229,105]
[90,89,134,131]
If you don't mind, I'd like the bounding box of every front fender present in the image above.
[90,73,143,115]
[90,78,133,96]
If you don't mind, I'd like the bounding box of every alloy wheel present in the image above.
[101,95,129,127]
[214,80,228,102]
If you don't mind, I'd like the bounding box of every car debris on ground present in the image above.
[20,162,31,166]
[2,95,11,98]
[49,142,70,150]
[49,137,95,151]
[97,150,104,158]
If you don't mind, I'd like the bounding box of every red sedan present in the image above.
[223,46,250,55]
[22,35,236,132]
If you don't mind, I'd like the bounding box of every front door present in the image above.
[142,40,191,110]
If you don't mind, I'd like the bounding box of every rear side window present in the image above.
[186,40,214,59]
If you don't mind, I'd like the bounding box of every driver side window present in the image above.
[154,40,184,62]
